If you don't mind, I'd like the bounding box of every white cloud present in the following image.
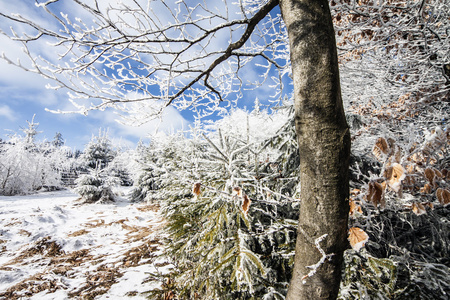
[0,104,17,121]
[0,36,45,87]
[88,105,191,145]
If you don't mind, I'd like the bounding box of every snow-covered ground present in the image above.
[0,188,171,299]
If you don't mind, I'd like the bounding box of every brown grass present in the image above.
[125,225,154,243]
[5,219,22,227]
[7,236,65,266]
[68,265,124,299]
[121,239,160,267]
[0,273,64,300]
[18,229,31,237]
[0,239,6,254]
[137,203,160,212]
[0,202,166,299]
[68,229,90,237]
[84,219,105,228]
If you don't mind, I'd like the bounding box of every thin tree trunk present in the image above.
[279,0,351,299]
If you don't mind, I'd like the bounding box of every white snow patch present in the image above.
[0,188,171,298]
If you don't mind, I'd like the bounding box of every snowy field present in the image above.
[0,188,171,299]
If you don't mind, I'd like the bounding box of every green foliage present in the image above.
[129,170,159,202]
[165,192,267,299]
[340,251,400,299]
[136,108,298,299]
[339,248,450,300]
[0,118,73,195]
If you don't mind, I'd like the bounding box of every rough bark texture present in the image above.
[280,0,351,299]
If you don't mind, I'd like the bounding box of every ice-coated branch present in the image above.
[0,0,289,122]
[301,234,334,284]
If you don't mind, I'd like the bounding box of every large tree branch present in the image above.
[1,0,288,119]
[166,0,280,106]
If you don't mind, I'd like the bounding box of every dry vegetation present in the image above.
[0,202,166,299]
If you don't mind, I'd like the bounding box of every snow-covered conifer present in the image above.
[79,129,116,170]
[139,106,301,298]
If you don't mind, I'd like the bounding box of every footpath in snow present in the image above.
[0,188,171,299]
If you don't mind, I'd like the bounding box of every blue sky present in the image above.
[0,0,194,150]
[0,56,190,150]
[0,69,191,150]
[0,23,192,150]
[0,0,287,150]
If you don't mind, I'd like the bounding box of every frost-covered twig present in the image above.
[301,234,334,284]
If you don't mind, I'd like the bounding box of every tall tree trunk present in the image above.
[280,0,351,299]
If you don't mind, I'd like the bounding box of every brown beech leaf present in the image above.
[410,152,426,166]
[349,199,363,217]
[348,227,369,251]
[384,163,406,193]
[350,188,361,196]
[436,188,450,206]
[441,169,449,180]
[406,164,415,174]
[366,181,385,208]
[434,168,443,178]
[412,202,426,216]
[403,175,415,191]
[373,137,389,161]
[420,183,432,194]
[192,183,202,197]
[392,146,402,163]
[424,168,436,186]
[423,202,434,210]
[242,195,251,216]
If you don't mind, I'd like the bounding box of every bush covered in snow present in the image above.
[135,106,302,299]
[74,130,133,203]
[0,116,74,195]
[136,99,450,299]
[74,172,116,203]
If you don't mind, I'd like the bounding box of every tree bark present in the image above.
[279,0,351,299]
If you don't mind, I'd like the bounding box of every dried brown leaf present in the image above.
[412,202,426,216]
[349,199,363,217]
[384,163,406,193]
[420,183,432,194]
[242,195,251,216]
[423,202,434,209]
[373,137,389,161]
[350,189,361,196]
[366,181,385,208]
[436,188,450,206]
[434,168,443,178]
[232,186,243,197]
[424,168,436,187]
[441,169,449,179]
[392,146,402,163]
[192,183,202,197]
[348,227,369,251]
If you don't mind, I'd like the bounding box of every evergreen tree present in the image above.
[141,107,300,299]
[21,114,41,146]
[75,129,121,203]
[52,132,65,148]
[74,167,117,203]
[80,129,116,170]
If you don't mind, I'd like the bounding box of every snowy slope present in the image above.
[0,188,171,299]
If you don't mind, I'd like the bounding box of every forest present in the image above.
[0,0,449,299]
